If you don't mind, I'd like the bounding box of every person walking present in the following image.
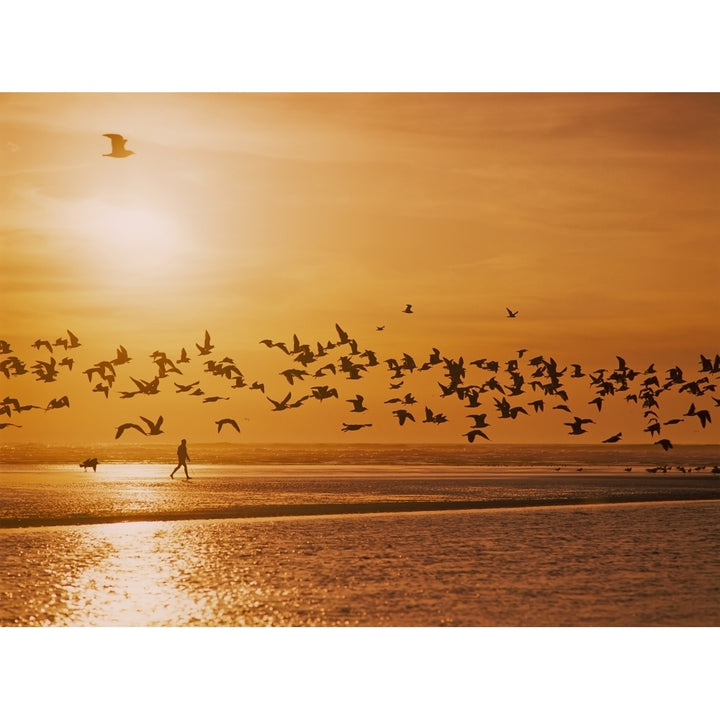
[170,438,191,480]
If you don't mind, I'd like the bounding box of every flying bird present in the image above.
[346,394,368,413]
[103,134,135,158]
[196,330,214,356]
[506,307,518,318]
[341,423,372,432]
[216,418,241,434]
[115,422,147,439]
[564,416,594,435]
[602,432,623,444]
[140,415,164,435]
[402,304,413,314]
[462,429,490,443]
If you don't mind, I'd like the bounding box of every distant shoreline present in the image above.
[2,441,719,464]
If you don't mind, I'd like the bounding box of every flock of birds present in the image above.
[1,134,717,467]
[1,309,718,468]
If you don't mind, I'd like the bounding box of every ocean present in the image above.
[1,443,719,626]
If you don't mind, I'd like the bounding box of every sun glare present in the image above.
[78,199,188,281]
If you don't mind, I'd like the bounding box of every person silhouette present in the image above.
[170,438,191,480]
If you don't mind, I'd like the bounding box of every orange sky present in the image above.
[1,93,718,446]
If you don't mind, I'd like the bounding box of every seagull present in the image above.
[564,416,594,435]
[115,422,146,439]
[402,304,413,314]
[196,330,214,356]
[655,439,673,451]
[103,134,135,158]
[346,394,368,412]
[341,422,372,432]
[140,415,164,435]
[506,307,518,318]
[466,413,490,428]
[392,408,415,426]
[216,418,241,434]
[602,432,623,443]
[462,429,490,442]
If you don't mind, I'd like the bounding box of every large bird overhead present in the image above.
[102,134,135,158]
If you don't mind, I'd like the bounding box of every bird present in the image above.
[463,429,490,442]
[268,392,293,411]
[196,330,214,356]
[402,304,413,314]
[466,413,490,428]
[0,422,22,430]
[175,381,200,393]
[602,432,623,443]
[32,339,53,353]
[216,418,241,434]
[341,423,372,432]
[115,422,146,439]
[311,385,339,401]
[140,415,164,435]
[506,307,518,318]
[423,407,448,424]
[392,409,415,426]
[103,134,135,158]
[45,396,70,410]
[111,345,132,366]
[655,439,673,451]
[564,416,594,435]
[346,394,368,413]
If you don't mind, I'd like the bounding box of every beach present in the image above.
[1,444,719,626]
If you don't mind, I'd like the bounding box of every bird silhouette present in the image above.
[115,422,146,439]
[655,438,673,451]
[346,394,368,412]
[506,307,518,318]
[564,416,594,435]
[216,418,241,434]
[463,429,490,442]
[196,330,214,356]
[140,415,164,435]
[392,408,415,426]
[341,422,372,432]
[103,134,135,158]
[466,413,490,428]
[402,304,413,314]
[602,432,623,443]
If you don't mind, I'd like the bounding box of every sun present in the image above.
[77,198,188,281]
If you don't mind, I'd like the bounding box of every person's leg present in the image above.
[171,463,181,478]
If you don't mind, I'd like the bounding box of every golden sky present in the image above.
[1,93,718,445]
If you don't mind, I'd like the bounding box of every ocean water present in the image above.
[1,444,719,626]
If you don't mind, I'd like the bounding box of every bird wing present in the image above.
[104,134,127,152]
[218,418,240,433]
[116,422,145,439]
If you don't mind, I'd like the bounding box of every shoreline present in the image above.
[3,495,720,531]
